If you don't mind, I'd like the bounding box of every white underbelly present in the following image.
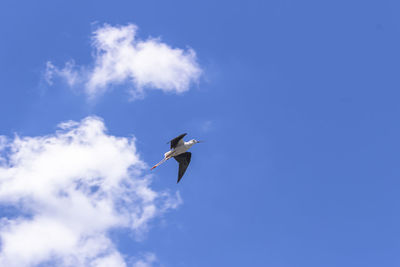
[164,145,188,158]
[174,145,188,155]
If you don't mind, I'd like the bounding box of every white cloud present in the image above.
[46,24,202,99]
[0,117,182,266]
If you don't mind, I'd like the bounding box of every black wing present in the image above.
[168,133,187,149]
[174,152,192,183]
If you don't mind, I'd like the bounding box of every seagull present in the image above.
[151,133,202,183]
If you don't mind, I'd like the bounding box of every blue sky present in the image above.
[0,0,400,266]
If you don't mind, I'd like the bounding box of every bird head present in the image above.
[189,139,203,145]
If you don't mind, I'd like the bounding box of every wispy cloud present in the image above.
[0,117,181,266]
[45,61,79,87]
[132,253,157,267]
[46,24,202,99]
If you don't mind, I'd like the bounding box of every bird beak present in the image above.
[197,140,204,143]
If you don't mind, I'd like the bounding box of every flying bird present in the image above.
[151,133,202,183]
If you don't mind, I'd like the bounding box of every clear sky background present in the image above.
[0,0,400,266]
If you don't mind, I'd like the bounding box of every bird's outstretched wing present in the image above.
[168,133,187,149]
[174,152,192,183]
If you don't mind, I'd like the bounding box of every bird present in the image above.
[151,133,202,183]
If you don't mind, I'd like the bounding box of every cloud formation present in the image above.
[46,24,201,99]
[0,117,181,266]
